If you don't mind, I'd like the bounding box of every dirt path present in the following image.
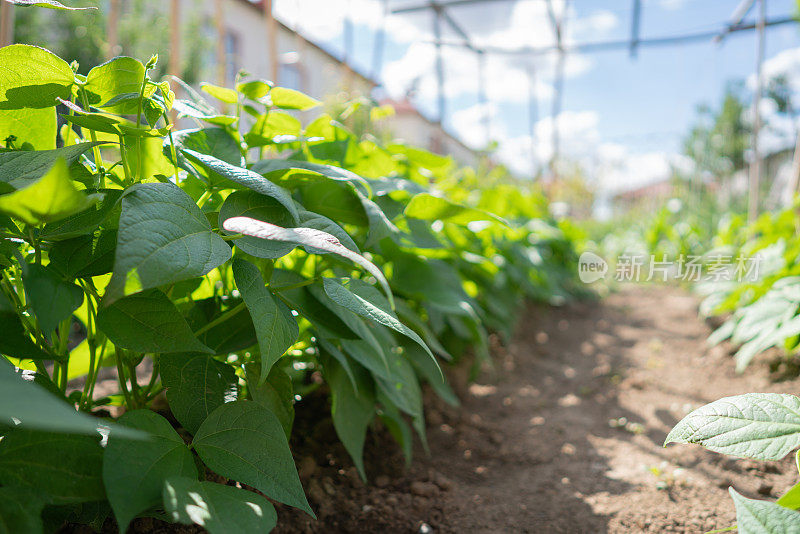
[276,285,800,533]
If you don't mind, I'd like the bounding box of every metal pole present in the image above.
[749,0,766,221]
[372,0,389,81]
[477,50,489,147]
[630,0,641,58]
[527,63,538,179]
[0,1,13,48]
[434,7,445,125]
[264,0,279,84]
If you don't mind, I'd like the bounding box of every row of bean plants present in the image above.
[0,30,581,533]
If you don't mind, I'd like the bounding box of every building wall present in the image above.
[181,0,476,166]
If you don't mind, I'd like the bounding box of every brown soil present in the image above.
[273,285,800,534]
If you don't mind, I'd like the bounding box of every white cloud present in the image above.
[451,102,498,148]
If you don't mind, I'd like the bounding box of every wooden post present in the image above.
[748,0,766,221]
[168,0,181,79]
[215,0,226,86]
[106,0,120,60]
[0,1,14,48]
[0,1,13,48]
[264,0,279,84]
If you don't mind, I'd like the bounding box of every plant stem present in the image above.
[78,88,105,175]
[56,316,71,392]
[193,301,246,337]
[164,113,181,184]
[117,134,133,185]
[114,347,135,409]
[272,278,316,292]
[28,227,40,265]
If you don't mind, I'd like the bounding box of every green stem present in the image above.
[164,114,181,184]
[272,278,316,292]
[114,347,135,409]
[134,75,148,180]
[78,87,105,176]
[57,317,71,392]
[118,134,133,184]
[80,283,98,409]
[28,227,40,265]
[193,301,246,337]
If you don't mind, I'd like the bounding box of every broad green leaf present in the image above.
[218,190,295,259]
[0,44,74,109]
[163,476,277,534]
[160,353,238,435]
[298,209,358,253]
[233,258,298,378]
[269,270,358,339]
[21,263,83,336]
[0,487,45,534]
[377,389,413,466]
[222,217,393,307]
[193,400,314,516]
[322,277,438,372]
[778,482,800,510]
[326,357,374,481]
[237,79,272,101]
[41,188,123,241]
[730,488,800,533]
[299,181,367,226]
[665,393,800,461]
[246,364,294,440]
[0,158,100,225]
[250,159,368,191]
[0,360,144,437]
[0,430,104,504]
[4,0,94,9]
[0,143,101,193]
[0,290,55,361]
[172,99,236,126]
[187,298,258,354]
[169,128,242,187]
[245,112,300,146]
[0,107,56,150]
[104,410,198,532]
[97,289,212,354]
[269,87,321,110]
[84,57,153,113]
[105,182,231,302]
[201,83,238,104]
[48,230,117,279]
[405,193,508,226]
[181,149,298,222]
[403,341,458,407]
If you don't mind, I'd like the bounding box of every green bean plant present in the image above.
[0,34,580,534]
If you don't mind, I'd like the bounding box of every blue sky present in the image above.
[275,0,800,191]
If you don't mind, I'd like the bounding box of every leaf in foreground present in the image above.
[665,393,800,461]
[0,430,105,504]
[105,182,231,302]
[222,216,393,307]
[0,158,100,225]
[730,488,800,533]
[163,476,277,534]
[232,258,298,379]
[97,289,212,354]
[192,400,314,516]
[0,360,142,437]
[160,353,238,435]
[103,410,197,532]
